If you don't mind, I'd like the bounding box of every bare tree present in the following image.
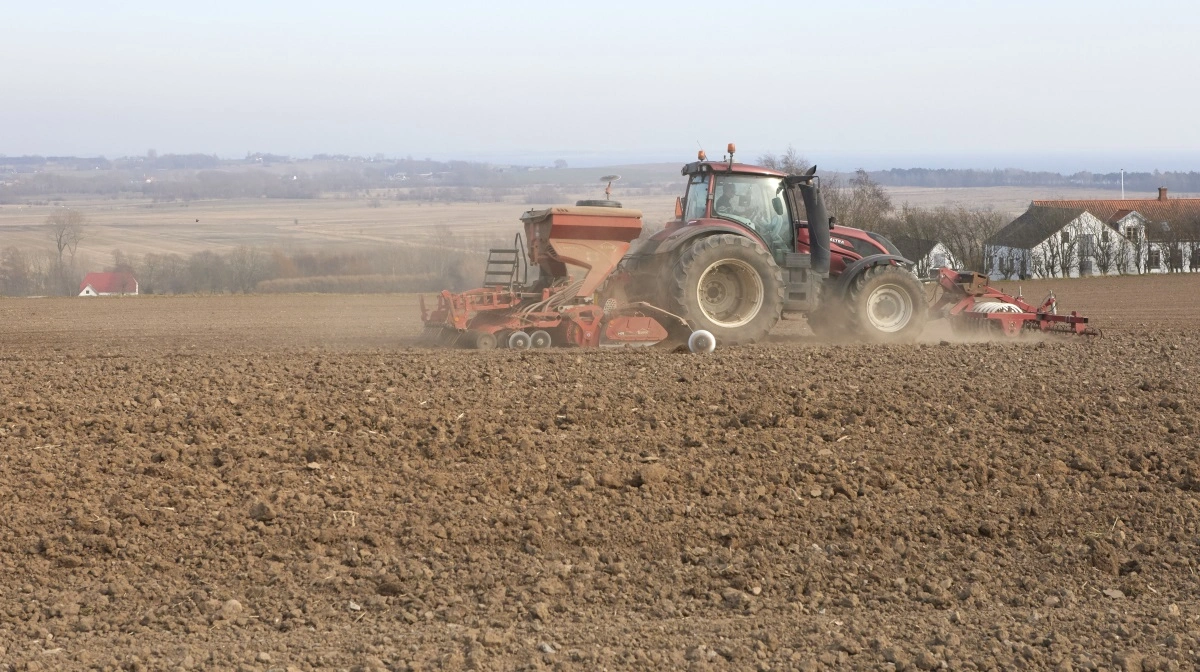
[1116,241,1133,275]
[1128,227,1149,274]
[840,170,893,233]
[46,210,85,263]
[139,253,163,294]
[227,246,269,293]
[886,205,945,277]
[997,247,1023,280]
[881,203,1002,275]
[187,250,228,294]
[1094,227,1120,275]
[44,209,85,294]
[941,206,1005,277]
[111,249,137,274]
[1039,235,1063,278]
[1040,229,1079,277]
[757,146,810,175]
[1,247,32,296]
[160,254,187,293]
[1160,223,1186,273]
[1030,248,1047,278]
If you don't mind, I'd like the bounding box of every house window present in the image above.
[1148,248,1162,268]
[1060,231,1070,243]
[1101,230,1110,243]
[1080,233,1095,258]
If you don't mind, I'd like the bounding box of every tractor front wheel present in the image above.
[843,265,928,342]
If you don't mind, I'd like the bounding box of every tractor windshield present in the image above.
[712,175,790,259]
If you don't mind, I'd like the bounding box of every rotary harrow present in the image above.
[930,268,1100,338]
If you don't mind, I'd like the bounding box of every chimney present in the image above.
[1159,187,1168,201]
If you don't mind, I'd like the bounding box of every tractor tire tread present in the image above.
[667,234,784,346]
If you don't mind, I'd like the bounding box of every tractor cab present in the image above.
[677,156,902,275]
[679,160,793,264]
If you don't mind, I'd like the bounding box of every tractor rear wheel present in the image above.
[668,235,783,345]
[843,265,928,342]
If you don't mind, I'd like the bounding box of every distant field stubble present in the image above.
[0,186,1153,260]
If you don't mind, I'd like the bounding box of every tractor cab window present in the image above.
[711,175,790,260]
[683,174,710,221]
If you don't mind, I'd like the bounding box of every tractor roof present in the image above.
[681,161,788,178]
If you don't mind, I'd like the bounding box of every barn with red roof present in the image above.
[78,271,139,297]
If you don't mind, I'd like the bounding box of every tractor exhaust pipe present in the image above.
[798,182,831,277]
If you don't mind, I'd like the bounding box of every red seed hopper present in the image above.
[420,203,693,349]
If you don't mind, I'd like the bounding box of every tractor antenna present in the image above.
[600,174,621,200]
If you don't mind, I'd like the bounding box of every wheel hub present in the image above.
[865,284,913,332]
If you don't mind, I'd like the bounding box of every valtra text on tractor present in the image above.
[420,145,1096,349]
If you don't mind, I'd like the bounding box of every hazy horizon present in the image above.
[8,148,1200,176]
[4,0,1199,173]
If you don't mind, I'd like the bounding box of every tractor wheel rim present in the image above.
[866,284,913,333]
[697,258,764,329]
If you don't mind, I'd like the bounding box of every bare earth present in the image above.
[2,274,1199,671]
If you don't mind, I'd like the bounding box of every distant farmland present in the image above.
[0,185,1152,259]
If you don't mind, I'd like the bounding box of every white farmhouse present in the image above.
[987,189,1200,278]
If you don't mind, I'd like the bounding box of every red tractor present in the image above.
[421,145,1093,348]
[609,146,927,345]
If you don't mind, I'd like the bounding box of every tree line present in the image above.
[7,152,1199,205]
[867,167,1200,192]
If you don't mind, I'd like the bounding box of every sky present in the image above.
[3,0,1199,171]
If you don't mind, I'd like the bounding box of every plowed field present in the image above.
[2,273,1199,671]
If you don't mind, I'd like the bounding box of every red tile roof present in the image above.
[1031,196,1200,226]
[1108,209,1136,223]
[1031,195,1200,242]
[80,271,138,294]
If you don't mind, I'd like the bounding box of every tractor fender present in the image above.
[831,254,913,298]
[653,221,770,257]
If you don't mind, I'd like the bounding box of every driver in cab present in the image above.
[714,183,741,218]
